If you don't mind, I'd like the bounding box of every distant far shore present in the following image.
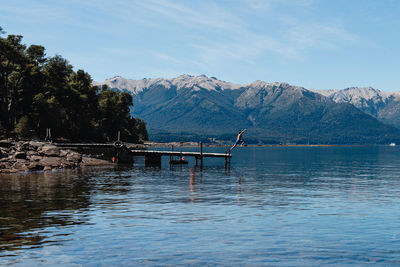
[144,141,366,148]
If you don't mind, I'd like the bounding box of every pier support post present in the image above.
[170,145,174,165]
[145,154,162,167]
[224,145,228,169]
[114,146,134,165]
[200,142,203,169]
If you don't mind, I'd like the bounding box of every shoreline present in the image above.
[0,139,115,174]
[0,139,382,174]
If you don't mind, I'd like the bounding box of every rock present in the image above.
[81,157,115,166]
[27,150,39,157]
[0,168,18,173]
[39,145,60,157]
[28,162,44,171]
[16,142,30,152]
[39,157,61,167]
[29,141,44,150]
[66,152,82,163]
[0,140,113,173]
[14,151,27,159]
[60,159,75,168]
[0,140,13,148]
[0,157,10,162]
[11,159,29,170]
[29,155,42,162]
[59,149,69,157]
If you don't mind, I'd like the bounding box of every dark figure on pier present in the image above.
[230,129,246,152]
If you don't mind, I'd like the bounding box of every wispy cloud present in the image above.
[135,0,244,31]
[243,0,314,10]
[119,0,358,65]
[8,0,355,65]
[154,53,182,64]
[1,0,360,83]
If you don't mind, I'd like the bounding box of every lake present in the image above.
[1,146,400,266]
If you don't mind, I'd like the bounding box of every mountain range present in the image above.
[94,75,400,144]
[312,87,400,129]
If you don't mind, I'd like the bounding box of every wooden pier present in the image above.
[129,148,231,167]
[54,142,231,168]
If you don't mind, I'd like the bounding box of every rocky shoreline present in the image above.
[0,140,114,173]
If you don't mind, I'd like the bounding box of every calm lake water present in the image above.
[2,146,400,266]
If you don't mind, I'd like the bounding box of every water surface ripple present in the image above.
[1,146,400,265]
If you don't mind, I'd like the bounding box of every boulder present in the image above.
[39,156,62,167]
[11,159,29,170]
[16,142,30,152]
[14,151,27,159]
[39,145,60,157]
[27,150,39,157]
[0,168,18,173]
[0,157,10,162]
[66,152,82,164]
[59,149,69,157]
[29,155,42,162]
[0,139,13,148]
[81,157,114,166]
[28,162,44,171]
[29,141,45,150]
[60,159,75,168]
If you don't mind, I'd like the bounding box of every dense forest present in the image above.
[0,27,147,143]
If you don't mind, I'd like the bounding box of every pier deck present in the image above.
[54,143,231,167]
[129,149,231,158]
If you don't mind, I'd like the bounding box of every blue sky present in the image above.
[2,0,400,91]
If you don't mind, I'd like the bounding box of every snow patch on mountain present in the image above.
[312,87,392,104]
[311,86,397,118]
[311,89,338,97]
[330,87,390,104]
[94,74,241,94]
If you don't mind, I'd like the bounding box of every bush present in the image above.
[14,116,32,139]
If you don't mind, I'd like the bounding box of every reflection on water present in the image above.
[1,146,400,265]
[0,170,92,253]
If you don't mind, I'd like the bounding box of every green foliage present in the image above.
[14,116,31,139]
[0,27,148,142]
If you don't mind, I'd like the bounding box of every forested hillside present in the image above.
[0,27,147,142]
[96,75,400,144]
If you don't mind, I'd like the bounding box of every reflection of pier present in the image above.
[54,142,231,168]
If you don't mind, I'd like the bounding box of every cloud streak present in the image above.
[1,0,363,87]
[3,0,356,66]
[121,0,358,65]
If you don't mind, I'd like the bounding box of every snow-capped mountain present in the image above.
[93,74,241,94]
[94,75,400,144]
[312,87,390,116]
[312,87,400,127]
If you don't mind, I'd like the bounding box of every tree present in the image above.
[0,27,148,142]
[0,34,27,132]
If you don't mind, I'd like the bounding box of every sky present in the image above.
[1,0,400,91]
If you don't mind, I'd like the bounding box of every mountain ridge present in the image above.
[94,75,400,144]
[310,86,400,127]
